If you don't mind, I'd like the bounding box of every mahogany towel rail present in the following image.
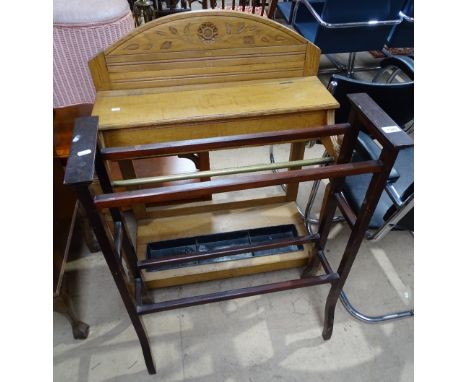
[64,93,413,375]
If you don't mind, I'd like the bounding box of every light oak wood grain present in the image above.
[93,76,338,130]
[87,11,338,285]
[137,202,311,288]
[89,11,321,91]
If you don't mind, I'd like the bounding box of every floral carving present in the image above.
[160,41,172,49]
[243,36,255,45]
[197,22,219,44]
[125,43,140,51]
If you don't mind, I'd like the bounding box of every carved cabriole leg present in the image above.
[73,183,156,374]
[54,287,90,339]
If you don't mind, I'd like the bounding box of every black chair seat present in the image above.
[276,1,293,22]
[291,0,406,55]
[344,145,413,229]
[386,0,414,48]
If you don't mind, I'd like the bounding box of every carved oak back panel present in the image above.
[89,11,320,91]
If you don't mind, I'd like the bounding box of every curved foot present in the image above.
[322,328,333,341]
[72,321,90,339]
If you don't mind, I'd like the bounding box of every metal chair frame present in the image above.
[289,0,406,76]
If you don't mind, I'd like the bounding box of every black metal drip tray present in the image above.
[146,224,304,272]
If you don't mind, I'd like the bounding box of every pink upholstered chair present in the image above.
[53,0,135,108]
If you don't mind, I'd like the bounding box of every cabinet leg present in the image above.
[54,289,89,339]
[77,203,100,253]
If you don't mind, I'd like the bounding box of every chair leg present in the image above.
[339,290,414,323]
[346,52,356,77]
[77,203,100,253]
[366,195,414,242]
[321,53,381,76]
[54,288,90,339]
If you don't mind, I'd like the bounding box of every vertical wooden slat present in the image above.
[118,160,146,219]
[285,142,306,201]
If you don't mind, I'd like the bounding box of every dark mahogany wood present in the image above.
[334,191,357,227]
[137,273,339,315]
[95,161,382,209]
[347,93,414,150]
[63,116,99,186]
[64,93,414,375]
[138,234,318,270]
[100,124,350,161]
[113,221,123,260]
[320,94,413,340]
[315,250,335,276]
[94,146,155,304]
[72,183,157,374]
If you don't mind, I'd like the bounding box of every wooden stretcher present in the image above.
[64,11,414,375]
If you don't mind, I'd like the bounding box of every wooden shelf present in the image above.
[137,201,311,288]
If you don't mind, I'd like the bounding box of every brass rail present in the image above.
[112,157,334,187]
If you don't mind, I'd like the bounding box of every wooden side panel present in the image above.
[88,52,112,91]
[303,43,321,76]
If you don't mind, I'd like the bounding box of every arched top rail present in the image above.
[89,11,321,91]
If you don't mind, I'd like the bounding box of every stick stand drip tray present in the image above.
[146,224,304,272]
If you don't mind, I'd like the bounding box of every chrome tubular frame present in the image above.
[291,0,403,76]
[301,151,414,323]
[339,291,414,323]
[291,0,402,29]
[399,10,414,23]
[366,194,414,242]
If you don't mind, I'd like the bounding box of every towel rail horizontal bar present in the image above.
[113,157,334,187]
[95,160,383,210]
[100,124,351,161]
[137,273,339,315]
